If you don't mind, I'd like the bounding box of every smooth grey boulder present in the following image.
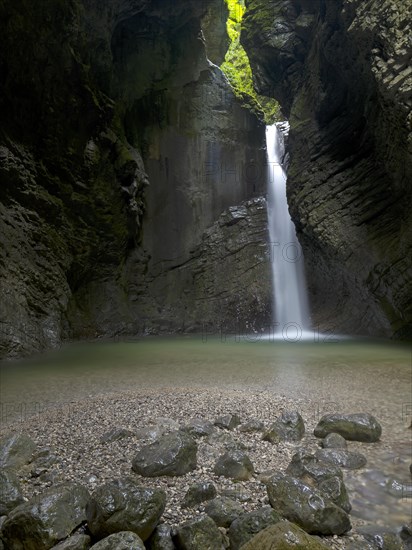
[240,520,330,549]
[0,433,37,469]
[214,450,254,481]
[314,413,382,442]
[228,507,281,549]
[204,497,244,528]
[316,449,367,470]
[214,414,241,430]
[146,524,175,550]
[237,419,264,433]
[322,433,348,449]
[51,534,92,549]
[262,411,305,443]
[181,418,214,437]
[1,482,90,550]
[100,428,135,444]
[174,515,224,549]
[132,431,197,477]
[0,469,24,515]
[266,473,351,535]
[86,478,166,541]
[90,531,145,549]
[182,482,217,508]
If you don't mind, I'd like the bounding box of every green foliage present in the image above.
[220,0,280,124]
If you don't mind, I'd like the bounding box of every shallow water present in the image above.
[0,335,411,527]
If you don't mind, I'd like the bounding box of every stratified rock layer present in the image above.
[243,0,412,338]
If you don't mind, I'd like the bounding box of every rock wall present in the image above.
[0,0,271,358]
[242,0,412,337]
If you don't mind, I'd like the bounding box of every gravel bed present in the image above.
[0,387,407,549]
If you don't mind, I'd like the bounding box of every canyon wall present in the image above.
[243,0,412,337]
[0,0,271,358]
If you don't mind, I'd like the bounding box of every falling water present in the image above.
[266,124,311,339]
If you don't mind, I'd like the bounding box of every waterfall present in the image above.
[266,124,311,340]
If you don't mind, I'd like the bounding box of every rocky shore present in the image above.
[0,388,411,549]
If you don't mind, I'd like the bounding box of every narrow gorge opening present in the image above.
[218,0,312,339]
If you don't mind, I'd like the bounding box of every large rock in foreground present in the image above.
[0,433,37,469]
[266,473,351,535]
[1,483,90,550]
[228,507,281,550]
[51,534,91,550]
[286,449,351,512]
[86,478,166,541]
[90,531,145,549]
[174,515,224,549]
[240,520,330,549]
[0,469,24,515]
[132,431,197,477]
[314,414,382,442]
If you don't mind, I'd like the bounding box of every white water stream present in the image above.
[266,124,311,340]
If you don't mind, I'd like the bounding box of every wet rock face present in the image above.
[1,483,90,550]
[240,520,330,550]
[86,478,166,541]
[243,0,412,338]
[0,0,268,359]
[266,472,352,535]
[131,431,198,477]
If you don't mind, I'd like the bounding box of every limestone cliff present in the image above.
[0,0,270,358]
[243,0,412,337]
